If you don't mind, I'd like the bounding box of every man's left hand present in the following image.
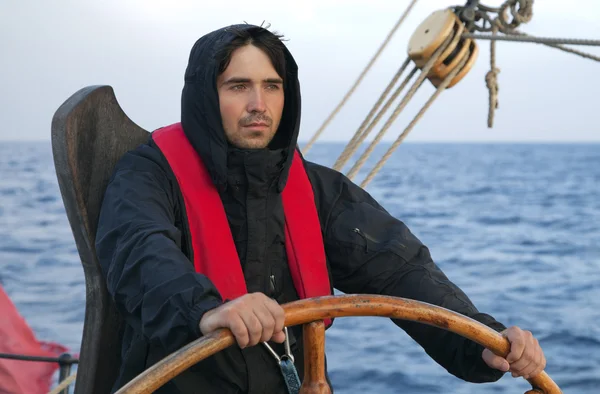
[482,326,546,379]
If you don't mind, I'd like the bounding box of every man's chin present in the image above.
[231,137,271,150]
[230,130,275,149]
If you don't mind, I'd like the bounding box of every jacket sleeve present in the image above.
[95,146,223,354]
[305,160,506,383]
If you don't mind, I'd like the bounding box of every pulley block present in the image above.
[407,8,478,89]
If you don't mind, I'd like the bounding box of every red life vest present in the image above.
[152,123,332,323]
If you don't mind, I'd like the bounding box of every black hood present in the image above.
[180,24,301,193]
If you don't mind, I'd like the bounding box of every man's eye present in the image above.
[231,84,246,91]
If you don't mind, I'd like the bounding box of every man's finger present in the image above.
[239,311,262,347]
[521,359,538,379]
[528,350,546,379]
[504,328,526,363]
[252,303,276,343]
[264,298,285,326]
[272,330,286,343]
[509,352,533,375]
[229,314,250,348]
[482,348,510,372]
[518,342,543,379]
[511,358,534,378]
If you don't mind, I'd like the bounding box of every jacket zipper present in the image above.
[269,274,277,296]
[352,227,408,252]
[352,227,374,252]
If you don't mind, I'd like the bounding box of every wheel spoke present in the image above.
[300,320,330,394]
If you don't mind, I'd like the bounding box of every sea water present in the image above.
[1,141,598,393]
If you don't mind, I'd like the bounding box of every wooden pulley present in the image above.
[407,8,459,69]
[407,8,479,89]
[428,33,470,80]
[429,39,479,89]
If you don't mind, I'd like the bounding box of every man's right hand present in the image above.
[199,292,286,348]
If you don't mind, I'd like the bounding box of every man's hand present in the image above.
[482,326,546,379]
[199,292,285,348]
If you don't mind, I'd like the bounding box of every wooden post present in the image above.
[299,321,331,394]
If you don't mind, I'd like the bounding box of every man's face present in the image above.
[216,44,285,149]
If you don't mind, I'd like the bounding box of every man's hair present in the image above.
[216,25,287,82]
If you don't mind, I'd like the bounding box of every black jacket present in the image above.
[95,24,506,394]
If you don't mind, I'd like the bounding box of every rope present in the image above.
[462,33,600,47]
[538,43,600,62]
[473,0,599,130]
[498,0,533,30]
[47,372,77,394]
[505,30,600,62]
[485,23,500,128]
[463,0,600,63]
[475,0,529,129]
[312,0,599,185]
[332,58,415,172]
[301,0,419,153]
[360,50,471,188]
[346,31,459,181]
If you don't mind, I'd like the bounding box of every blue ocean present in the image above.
[1,141,598,393]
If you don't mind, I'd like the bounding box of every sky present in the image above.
[1,0,599,142]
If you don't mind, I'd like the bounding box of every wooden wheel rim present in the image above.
[114,294,562,394]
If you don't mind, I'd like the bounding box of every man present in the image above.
[96,24,546,393]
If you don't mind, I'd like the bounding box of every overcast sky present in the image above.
[1,0,599,142]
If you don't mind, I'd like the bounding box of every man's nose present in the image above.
[247,89,266,113]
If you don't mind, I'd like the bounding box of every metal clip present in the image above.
[262,326,295,364]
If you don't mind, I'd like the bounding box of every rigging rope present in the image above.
[475,0,600,127]
[311,0,599,186]
[332,58,415,172]
[485,23,500,128]
[361,50,471,188]
[462,33,600,47]
[346,31,459,181]
[47,372,77,394]
[301,0,419,153]
[506,31,600,62]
